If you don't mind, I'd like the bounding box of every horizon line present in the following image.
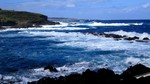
[48,17,150,21]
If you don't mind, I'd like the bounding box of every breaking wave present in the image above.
[106,30,150,40]
[70,22,143,27]
[87,22,143,26]
[0,20,150,84]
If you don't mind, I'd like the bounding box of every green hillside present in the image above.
[0,9,59,28]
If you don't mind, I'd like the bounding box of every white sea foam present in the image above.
[22,61,111,83]
[41,22,69,28]
[88,22,130,26]
[25,27,89,30]
[0,61,100,84]
[31,61,93,78]
[2,30,149,56]
[0,57,150,84]
[125,57,141,65]
[80,22,143,26]
[0,22,143,33]
[0,27,89,33]
[106,30,150,40]
[65,21,143,27]
[132,23,143,25]
[22,31,150,69]
[1,56,149,84]
[0,25,150,83]
[29,57,150,80]
[17,31,150,51]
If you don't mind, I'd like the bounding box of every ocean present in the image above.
[0,19,150,83]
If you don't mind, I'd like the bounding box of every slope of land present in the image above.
[0,9,59,28]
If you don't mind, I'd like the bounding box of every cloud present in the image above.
[121,7,139,13]
[20,1,62,7]
[66,4,75,8]
[142,3,150,8]
[19,0,110,8]
[122,2,150,12]
[20,0,76,9]
[21,2,48,7]
[120,2,150,13]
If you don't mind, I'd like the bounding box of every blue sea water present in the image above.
[0,20,150,83]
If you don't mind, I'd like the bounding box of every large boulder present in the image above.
[28,77,57,84]
[44,65,58,72]
[143,37,149,40]
[82,69,97,83]
[124,36,139,41]
[96,68,119,83]
[121,64,150,77]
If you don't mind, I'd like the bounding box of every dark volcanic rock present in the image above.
[97,69,116,78]
[124,36,139,41]
[63,73,83,84]
[44,65,58,72]
[48,21,60,25]
[87,32,149,42]
[121,64,150,77]
[105,34,123,39]
[96,68,120,83]
[86,32,150,43]
[138,76,150,82]
[143,37,149,40]
[123,35,127,38]
[132,36,139,40]
[124,37,137,41]
[120,64,150,83]
[82,69,97,83]
[28,77,57,84]
[28,64,150,84]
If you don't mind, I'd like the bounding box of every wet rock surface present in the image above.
[85,32,150,42]
[28,64,150,84]
[44,65,58,72]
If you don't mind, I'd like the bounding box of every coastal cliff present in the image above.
[0,9,59,28]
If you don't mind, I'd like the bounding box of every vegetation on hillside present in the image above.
[0,9,59,28]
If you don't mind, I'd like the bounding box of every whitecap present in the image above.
[74,22,143,27]
[88,22,130,26]
[106,30,150,40]
[41,22,69,28]
[124,57,141,65]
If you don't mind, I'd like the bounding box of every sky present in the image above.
[0,0,150,20]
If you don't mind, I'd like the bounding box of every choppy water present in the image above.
[0,20,150,83]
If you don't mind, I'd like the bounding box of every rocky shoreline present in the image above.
[0,20,59,29]
[85,32,150,42]
[28,64,150,84]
